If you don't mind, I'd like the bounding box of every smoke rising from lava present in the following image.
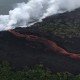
[0,0,80,31]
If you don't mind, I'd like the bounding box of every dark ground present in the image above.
[0,8,80,74]
[0,31,80,74]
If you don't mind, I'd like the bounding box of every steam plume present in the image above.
[0,0,80,31]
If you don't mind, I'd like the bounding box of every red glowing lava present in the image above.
[8,30,80,59]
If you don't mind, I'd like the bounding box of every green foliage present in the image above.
[0,62,80,80]
[26,17,80,38]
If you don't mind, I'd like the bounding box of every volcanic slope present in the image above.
[0,8,80,74]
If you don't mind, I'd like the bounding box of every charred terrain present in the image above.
[0,8,80,74]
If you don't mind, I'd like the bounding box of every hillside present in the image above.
[22,8,80,37]
[0,8,80,74]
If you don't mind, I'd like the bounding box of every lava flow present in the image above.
[8,30,80,59]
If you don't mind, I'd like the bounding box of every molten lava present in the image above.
[8,30,80,59]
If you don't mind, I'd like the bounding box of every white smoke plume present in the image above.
[0,0,80,31]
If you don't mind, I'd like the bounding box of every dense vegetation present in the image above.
[18,9,80,38]
[0,62,80,80]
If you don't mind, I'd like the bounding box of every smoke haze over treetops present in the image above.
[0,0,80,31]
